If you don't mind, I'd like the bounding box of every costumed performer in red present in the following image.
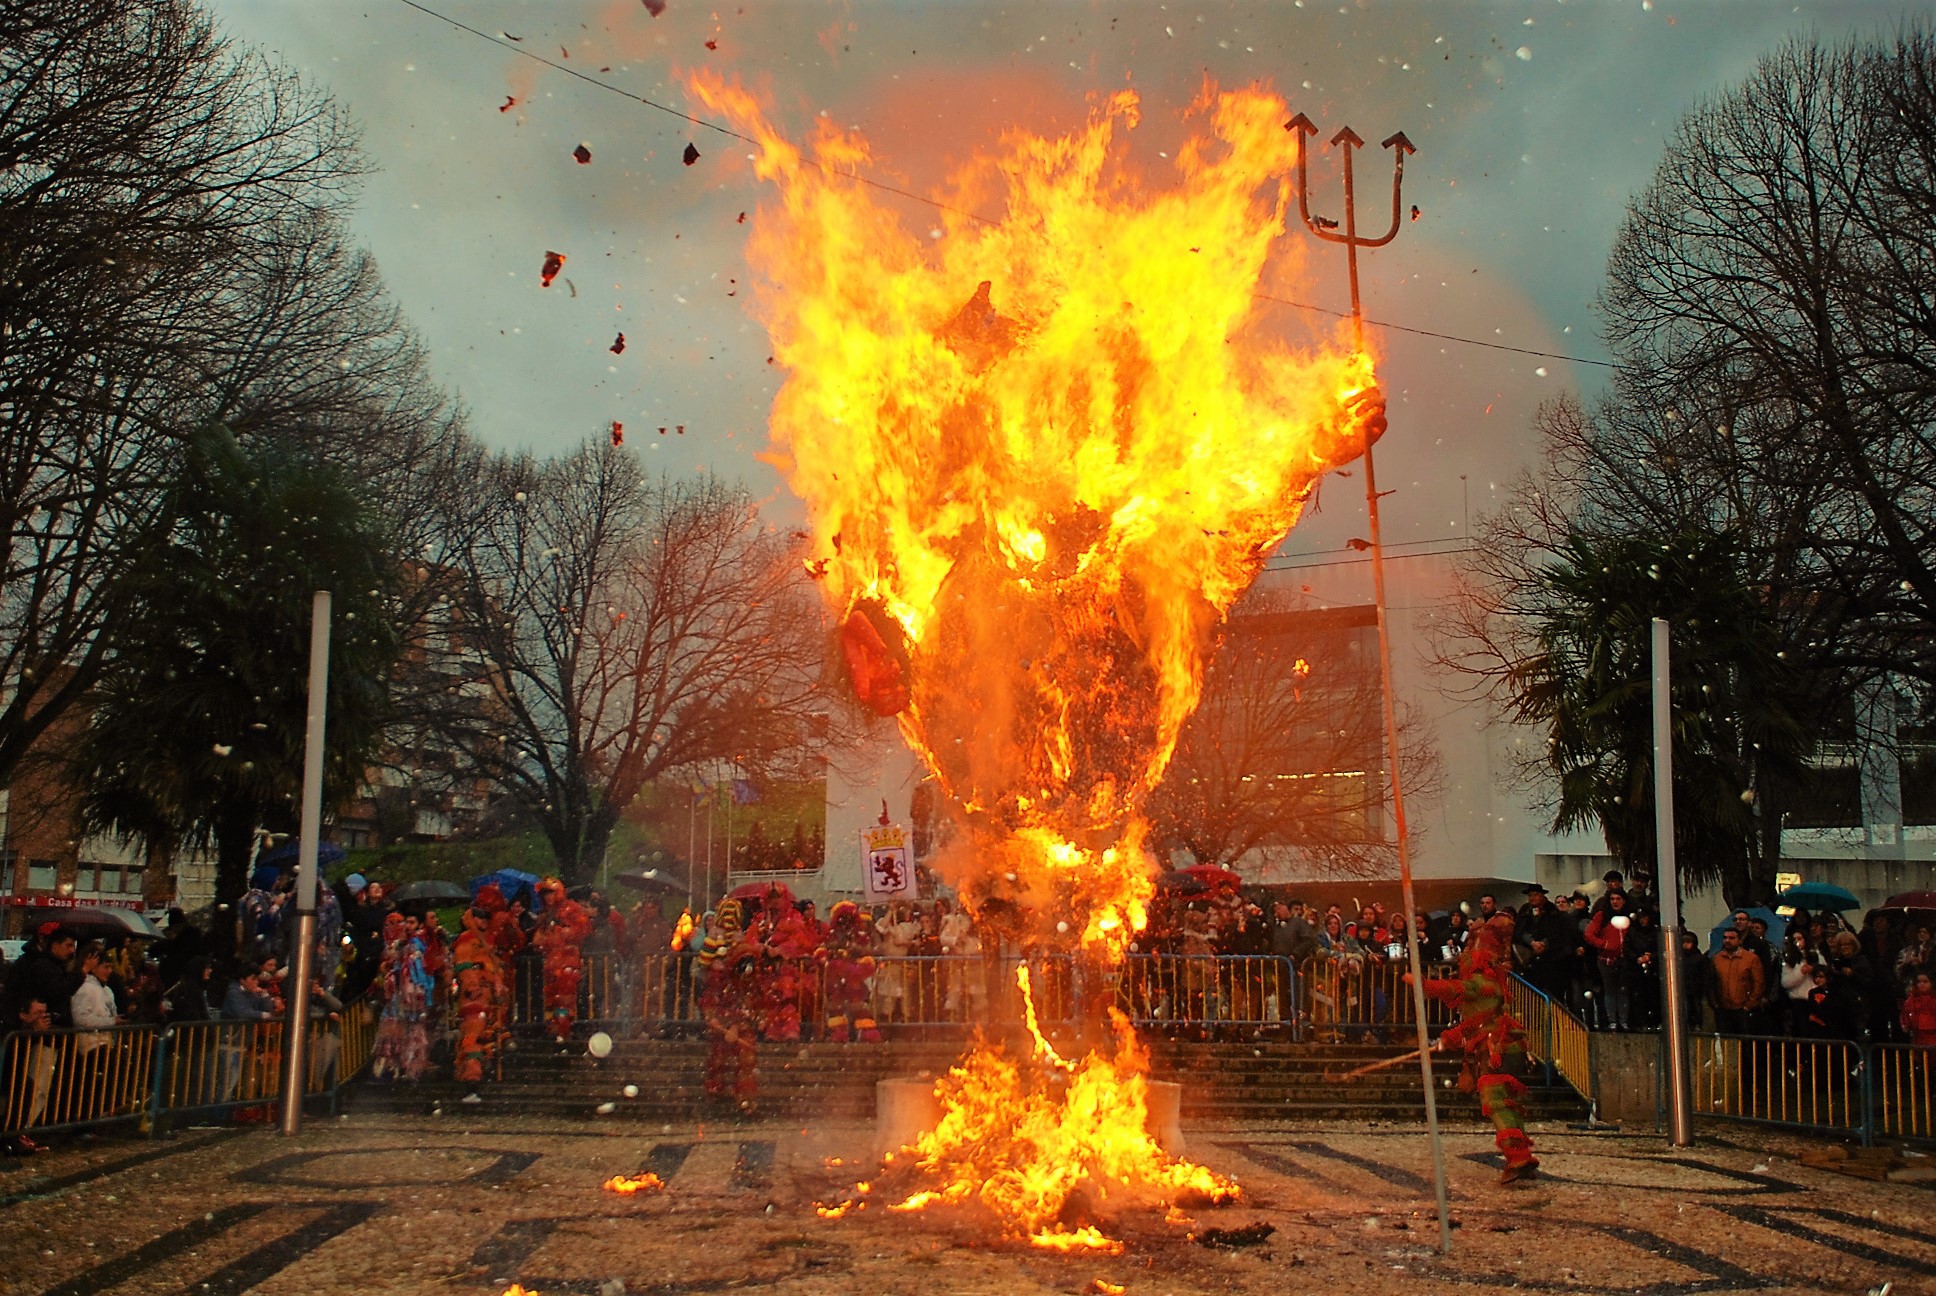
[819,901,880,1043]
[1409,913,1539,1182]
[699,899,760,1110]
[532,877,592,1043]
[451,904,505,1087]
[475,883,526,1036]
[746,882,816,1042]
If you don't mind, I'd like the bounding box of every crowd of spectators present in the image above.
[1506,871,1936,1049]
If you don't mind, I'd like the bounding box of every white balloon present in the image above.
[588,1031,614,1058]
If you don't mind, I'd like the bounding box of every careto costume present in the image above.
[474,883,526,1036]
[819,901,881,1043]
[744,883,816,1043]
[699,900,760,1109]
[452,906,506,1085]
[532,878,593,1042]
[1416,914,1539,1182]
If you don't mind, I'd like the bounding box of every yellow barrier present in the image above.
[1689,1034,1865,1133]
[1873,1044,1934,1142]
[1,1026,158,1135]
[1551,1002,1594,1098]
[338,997,380,1083]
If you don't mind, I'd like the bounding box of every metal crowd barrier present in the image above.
[509,952,1081,1034]
[1873,1043,1935,1142]
[1689,1033,1869,1138]
[1114,955,1298,1033]
[1,996,375,1141]
[1,1025,159,1138]
[1299,956,1456,1041]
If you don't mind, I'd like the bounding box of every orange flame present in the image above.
[669,910,696,951]
[602,1172,667,1194]
[690,73,1380,956]
[691,73,1374,1250]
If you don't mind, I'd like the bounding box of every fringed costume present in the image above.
[819,901,880,1043]
[699,900,760,1110]
[452,906,506,1086]
[533,878,592,1043]
[1417,914,1539,1182]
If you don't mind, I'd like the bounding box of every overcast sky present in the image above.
[207,0,1924,554]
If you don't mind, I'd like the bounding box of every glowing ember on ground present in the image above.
[695,73,1383,1250]
[602,1172,668,1194]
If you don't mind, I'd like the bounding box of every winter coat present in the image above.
[1708,947,1766,1012]
[1901,989,1936,1048]
[1583,910,1629,966]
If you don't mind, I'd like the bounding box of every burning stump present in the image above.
[876,1078,1185,1159]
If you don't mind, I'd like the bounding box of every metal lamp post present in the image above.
[279,591,331,1135]
[1653,617,1694,1146]
[1287,113,1452,1255]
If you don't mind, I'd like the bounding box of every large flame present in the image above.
[692,73,1379,1248]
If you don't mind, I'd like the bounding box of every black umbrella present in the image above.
[614,868,687,894]
[388,879,470,905]
[1156,871,1210,895]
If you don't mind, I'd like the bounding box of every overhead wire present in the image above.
[396,0,1621,374]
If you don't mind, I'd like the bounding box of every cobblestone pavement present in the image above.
[1,1113,1932,1295]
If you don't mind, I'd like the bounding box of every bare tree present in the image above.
[0,0,381,785]
[429,440,857,882]
[1147,590,1441,878]
[1601,27,1936,683]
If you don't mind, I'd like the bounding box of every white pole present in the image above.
[1652,617,1693,1146]
[280,591,330,1135]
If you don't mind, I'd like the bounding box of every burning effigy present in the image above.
[690,73,1386,1249]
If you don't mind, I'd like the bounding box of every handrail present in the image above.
[1507,972,1595,1101]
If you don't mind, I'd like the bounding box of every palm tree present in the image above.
[1503,528,1807,904]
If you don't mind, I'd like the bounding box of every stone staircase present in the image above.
[346,1030,1588,1125]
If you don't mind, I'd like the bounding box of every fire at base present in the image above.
[690,72,1387,1248]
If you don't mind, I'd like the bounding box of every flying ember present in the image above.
[692,72,1386,1247]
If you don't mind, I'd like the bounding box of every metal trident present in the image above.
[1285,114,1415,350]
[1287,112,1451,1258]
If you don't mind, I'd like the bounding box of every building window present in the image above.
[0,848,13,896]
[27,859,57,891]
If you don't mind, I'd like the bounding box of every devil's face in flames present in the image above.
[692,73,1385,1249]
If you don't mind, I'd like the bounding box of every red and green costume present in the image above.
[1419,915,1538,1182]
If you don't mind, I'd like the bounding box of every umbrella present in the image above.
[1776,881,1863,912]
[1156,871,1210,895]
[31,906,164,939]
[615,868,687,894]
[1708,906,1786,951]
[468,869,540,907]
[1882,891,1936,913]
[255,839,347,872]
[390,879,471,905]
[1182,864,1243,891]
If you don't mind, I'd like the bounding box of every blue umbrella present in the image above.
[469,868,541,910]
[255,839,346,872]
[1708,906,1786,951]
[1776,881,1863,913]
